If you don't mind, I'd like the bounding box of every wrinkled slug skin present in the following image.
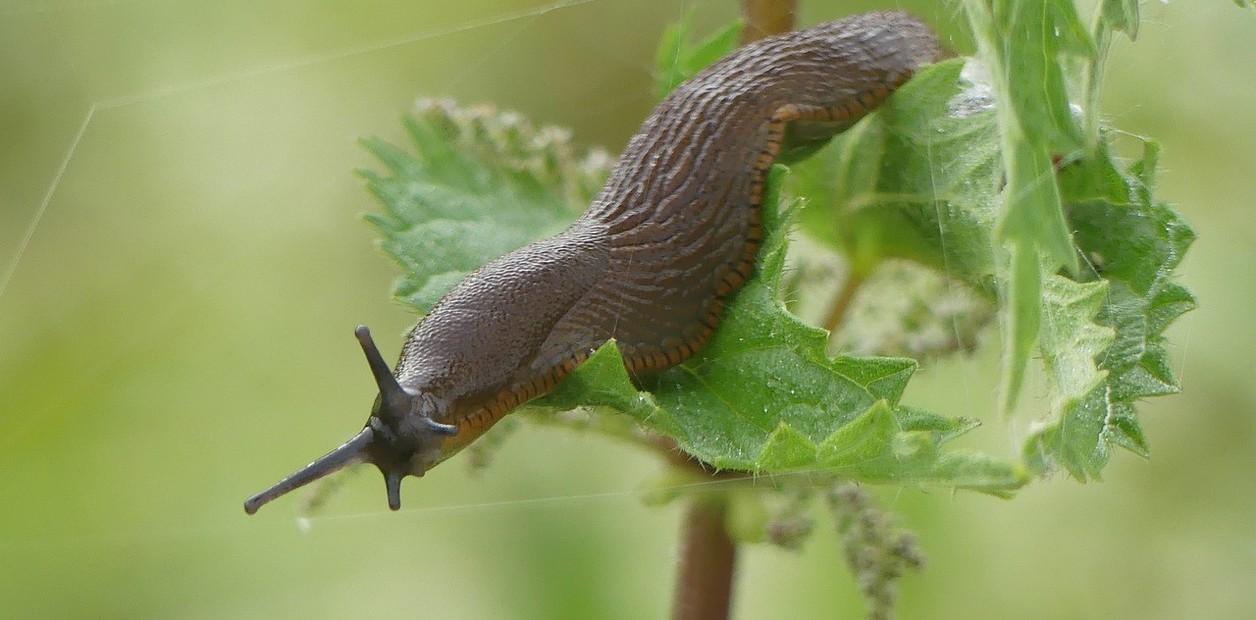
[399,12,942,452]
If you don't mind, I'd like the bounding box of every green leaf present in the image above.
[1038,275,1113,413]
[1000,241,1042,412]
[973,0,1092,155]
[792,59,1002,280]
[1056,139,1130,204]
[948,3,1195,477]
[526,340,668,428]
[787,59,1000,361]
[360,99,609,313]
[1025,140,1196,479]
[962,0,1100,411]
[1102,0,1140,39]
[653,12,743,100]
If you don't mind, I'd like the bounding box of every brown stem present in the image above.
[673,496,737,620]
[821,270,867,335]
[669,5,795,618]
[739,0,797,43]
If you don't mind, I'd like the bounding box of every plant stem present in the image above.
[672,496,737,620]
[739,0,796,43]
[669,5,794,618]
[822,270,867,336]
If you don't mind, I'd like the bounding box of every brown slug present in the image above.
[244,11,941,514]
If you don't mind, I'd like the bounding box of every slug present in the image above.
[245,11,941,514]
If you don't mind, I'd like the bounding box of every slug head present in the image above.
[243,325,457,515]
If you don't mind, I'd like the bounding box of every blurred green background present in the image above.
[1,1,1253,618]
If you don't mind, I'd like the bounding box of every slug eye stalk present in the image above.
[243,326,456,515]
[243,427,374,515]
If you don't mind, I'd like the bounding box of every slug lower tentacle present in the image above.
[245,11,942,514]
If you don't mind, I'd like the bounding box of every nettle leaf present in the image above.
[1038,275,1113,414]
[361,99,610,313]
[942,2,1195,477]
[792,59,1001,282]
[1101,0,1140,39]
[962,0,1096,411]
[362,102,1025,495]
[785,60,999,360]
[987,0,1094,154]
[1025,141,1196,479]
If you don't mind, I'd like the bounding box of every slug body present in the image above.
[245,12,941,514]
